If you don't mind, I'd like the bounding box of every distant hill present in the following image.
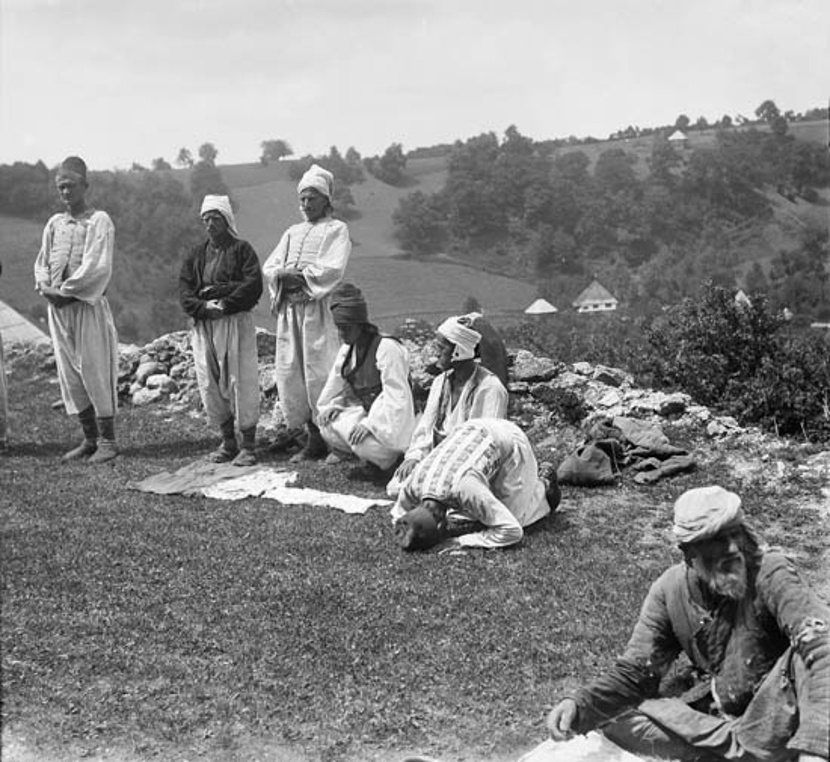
[211,157,537,331]
[548,118,828,175]
[396,119,829,315]
[0,216,47,336]
[0,156,538,338]
[1,118,826,342]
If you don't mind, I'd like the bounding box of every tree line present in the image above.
[392,102,829,323]
[0,141,372,342]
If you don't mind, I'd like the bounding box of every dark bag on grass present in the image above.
[556,443,616,486]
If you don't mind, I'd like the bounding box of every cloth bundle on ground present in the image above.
[555,443,617,486]
[556,416,695,487]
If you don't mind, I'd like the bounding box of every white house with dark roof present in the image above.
[572,279,618,313]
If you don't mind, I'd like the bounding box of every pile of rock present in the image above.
[117,328,279,414]
[499,348,744,459]
[8,324,746,450]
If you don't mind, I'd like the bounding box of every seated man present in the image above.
[387,314,508,496]
[547,485,829,762]
[392,418,559,550]
[316,283,416,478]
[463,310,509,387]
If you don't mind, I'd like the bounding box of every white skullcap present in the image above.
[200,195,239,238]
[672,486,743,545]
[437,316,482,361]
[297,163,334,201]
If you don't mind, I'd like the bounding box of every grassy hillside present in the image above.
[2,118,824,341]
[218,158,535,331]
[0,216,46,332]
[548,119,828,177]
[0,155,533,338]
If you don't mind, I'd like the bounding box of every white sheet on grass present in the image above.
[201,469,298,500]
[131,462,392,514]
[516,733,646,762]
[261,485,391,514]
[202,469,392,514]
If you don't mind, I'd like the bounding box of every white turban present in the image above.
[298,163,334,201]
[200,195,239,238]
[672,486,743,545]
[437,316,482,361]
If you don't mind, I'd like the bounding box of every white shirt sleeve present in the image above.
[363,339,416,450]
[302,220,351,300]
[58,211,114,303]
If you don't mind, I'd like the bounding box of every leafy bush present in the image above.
[392,190,447,254]
[503,283,829,442]
[738,334,830,440]
[646,283,829,441]
[646,285,782,403]
[501,312,652,375]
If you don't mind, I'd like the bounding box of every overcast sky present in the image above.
[1,0,827,171]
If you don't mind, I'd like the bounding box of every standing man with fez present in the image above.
[34,156,120,463]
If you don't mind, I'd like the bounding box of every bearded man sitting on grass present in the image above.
[546,486,829,762]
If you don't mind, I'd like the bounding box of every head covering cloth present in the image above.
[58,156,88,183]
[298,163,334,201]
[330,282,369,325]
[200,194,239,238]
[672,485,744,545]
[437,316,482,362]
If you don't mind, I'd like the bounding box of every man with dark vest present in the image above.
[316,283,416,478]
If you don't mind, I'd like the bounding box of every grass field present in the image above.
[0,216,44,324]
[1,348,828,762]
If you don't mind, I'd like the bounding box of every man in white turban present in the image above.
[387,314,508,497]
[547,485,829,762]
[180,195,263,465]
[34,156,120,463]
[263,163,351,461]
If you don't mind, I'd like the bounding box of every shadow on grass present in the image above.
[125,436,217,459]
[4,441,68,458]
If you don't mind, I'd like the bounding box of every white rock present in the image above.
[132,387,165,406]
[145,374,178,393]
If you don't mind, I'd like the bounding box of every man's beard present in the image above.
[699,554,748,600]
